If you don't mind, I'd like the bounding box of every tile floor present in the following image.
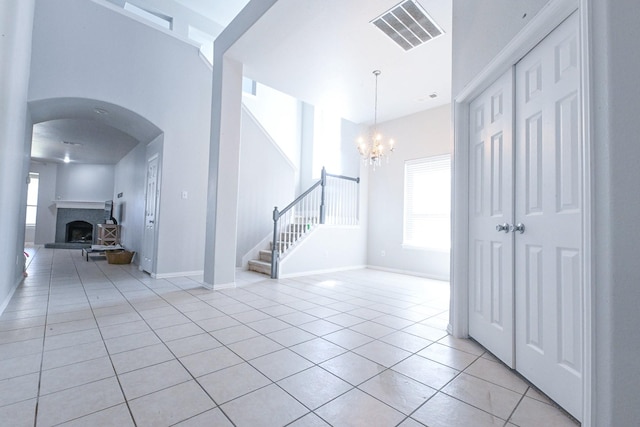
[0,247,580,426]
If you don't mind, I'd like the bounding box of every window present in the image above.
[312,108,342,177]
[403,155,451,250]
[25,173,39,226]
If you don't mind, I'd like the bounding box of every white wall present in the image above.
[367,105,451,280]
[452,0,549,96]
[236,107,296,266]
[30,0,212,276]
[242,83,301,171]
[0,0,35,314]
[113,142,145,258]
[30,161,57,244]
[55,164,115,202]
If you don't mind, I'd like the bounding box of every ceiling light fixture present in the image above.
[356,70,395,169]
[63,155,70,163]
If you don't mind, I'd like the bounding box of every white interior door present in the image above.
[514,12,582,419]
[468,69,515,367]
[141,154,159,273]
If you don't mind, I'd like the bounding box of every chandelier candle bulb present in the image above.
[356,70,396,169]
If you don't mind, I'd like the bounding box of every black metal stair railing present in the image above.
[270,167,360,278]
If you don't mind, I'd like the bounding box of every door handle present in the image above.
[511,223,525,234]
[496,223,510,233]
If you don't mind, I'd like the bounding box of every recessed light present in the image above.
[94,108,108,115]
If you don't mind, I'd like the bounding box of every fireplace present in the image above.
[66,220,93,243]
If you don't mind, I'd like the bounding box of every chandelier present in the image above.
[356,70,395,168]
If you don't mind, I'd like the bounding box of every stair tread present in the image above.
[248,259,270,266]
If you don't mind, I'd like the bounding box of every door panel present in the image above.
[514,12,582,419]
[468,69,515,367]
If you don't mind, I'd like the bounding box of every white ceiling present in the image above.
[228,0,452,124]
[31,0,451,164]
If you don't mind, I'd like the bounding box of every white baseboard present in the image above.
[279,264,367,279]
[213,281,236,290]
[365,265,450,282]
[152,270,204,279]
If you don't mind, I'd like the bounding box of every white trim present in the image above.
[151,270,204,279]
[367,265,449,282]
[0,276,23,317]
[212,282,236,290]
[279,264,367,279]
[451,0,590,423]
[54,201,104,209]
[579,1,594,425]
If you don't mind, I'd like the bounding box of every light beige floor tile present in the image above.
[0,338,42,361]
[42,340,107,372]
[322,329,374,350]
[438,335,485,355]
[44,318,97,336]
[227,335,283,360]
[0,373,39,407]
[353,340,411,367]
[277,365,352,409]
[320,351,385,386]
[0,398,36,427]
[325,313,366,327]
[164,333,221,357]
[288,412,331,427]
[196,315,241,332]
[129,380,215,427]
[198,362,271,404]
[119,359,192,400]
[525,385,554,404]
[349,321,396,339]
[442,373,522,419]
[371,314,415,329]
[36,377,125,427]
[397,417,426,427]
[464,357,528,394]
[266,326,316,347]
[110,343,175,374]
[221,383,308,427]
[315,388,405,427]
[510,396,579,427]
[180,346,243,377]
[0,326,44,344]
[418,342,479,371]
[98,320,150,340]
[379,331,432,353]
[173,408,233,426]
[44,328,103,351]
[403,323,449,341]
[246,317,290,334]
[40,356,115,395]
[392,354,459,389]
[250,348,314,381]
[412,392,505,427]
[209,324,261,345]
[0,352,42,380]
[57,403,135,427]
[290,337,348,364]
[144,313,192,329]
[298,319,344,336]
[231,309,271,323]
[104,330,161,354]
[278,311,317,326]
[359,369,437,415]
[154,322,204,342]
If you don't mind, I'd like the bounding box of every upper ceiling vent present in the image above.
[372,0,443,51]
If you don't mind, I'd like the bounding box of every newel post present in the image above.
[271,206,279,279]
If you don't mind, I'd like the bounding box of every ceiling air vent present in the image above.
[372,0,443,51]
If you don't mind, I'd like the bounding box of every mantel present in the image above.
[54,201,105,210]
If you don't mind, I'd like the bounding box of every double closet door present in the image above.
[468,13,583,420]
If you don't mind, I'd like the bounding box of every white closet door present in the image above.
[468,69,515,367]
[514,12,582,419]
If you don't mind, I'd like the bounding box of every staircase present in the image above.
[247,167,360,278]
[248,219,313,275]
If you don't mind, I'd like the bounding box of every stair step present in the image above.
[259,250,272,262]
[248,259,271,275]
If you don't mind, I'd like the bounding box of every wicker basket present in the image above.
[106,250,135,264]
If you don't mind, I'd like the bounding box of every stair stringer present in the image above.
[278,224,366,278]
[241,233,271,269]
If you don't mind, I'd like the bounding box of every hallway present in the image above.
[0,248,578,426]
